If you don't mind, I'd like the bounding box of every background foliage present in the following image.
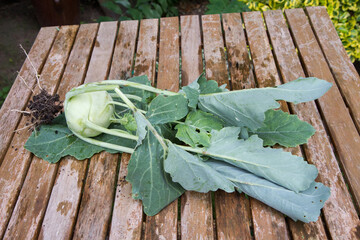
[239,0,360,62]
[100,0,179,21]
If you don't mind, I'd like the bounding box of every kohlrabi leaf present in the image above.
[182,84,199,109]
[205,127,318,192]
[197,73,227,94]
[253,110,315,147]
[134,111,147,146]
[146,95,189,124]
[24,114,136,163]
[121,75,156,104]
[175,124,210,147]
[175,110,223,147]
[208,160,330,223]
[164,142,234,192]
[126,130,185,216]
[198,77,331,130]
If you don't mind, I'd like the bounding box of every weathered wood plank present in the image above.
[134,19,159,84]
[261,10,331,239]
[180,15,214,240]
[180,15,203,86]
[72,21,119,240]
[38,23,99,240]
[108,20,143,240]
[284,8,360,238]
[306,6,360,130]
[222,13,255,90]
[202,14,228,87]
[286,8,360,208]
[0,25,79,239]
[0,27,57,165]
[242,11,292,240]
[202,14,251,240]
[222,13,259,240]
[143,17,179,240]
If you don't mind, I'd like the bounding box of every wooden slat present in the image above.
[38,23,99,240]
[222,13,258,240]
[202,14,251,240]
[108,20,142,240]
[134,19,159,84]
[286,7,360,209]
[180,15,203,86]
[180,15,214,240]
[306,6,360,130]
[72,21,119,240]
[284,8,360,238]
[1,25,79,239]
[222,13,255,90]
[242,11,293,240]
[0,27,57,165]
[143,17,179,240]
[202,14,228,87]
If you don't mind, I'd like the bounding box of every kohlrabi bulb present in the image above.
[65,91,114,137]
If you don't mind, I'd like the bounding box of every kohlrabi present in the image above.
[29,75,332,222]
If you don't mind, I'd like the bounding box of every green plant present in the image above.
[100,0,179,21]
[239,0,360,62]
[0,85,11,108]
[25,75,332,221]
[205,0,250,14]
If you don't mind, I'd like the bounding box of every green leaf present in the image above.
[198,77,332,130]
[121,75,156,104]
[138,4,161,18]
[208,160,330,223]
[175,124,210,148]
[197,74,227,94]
[97,16,115,22]
[152,3,163,16]
[134,111,147,146]
[182,84,199,109]
[114,0,131,8]
[253,110,315,147]
[206,0,250,14]
[101,1,123,15]
[164,142,235,192]
[206,127,318,192]
[24,114,136,163]
[175,110,223,147]
[146,95,189,124]
[128,8,143,20]
[126,130,185,216]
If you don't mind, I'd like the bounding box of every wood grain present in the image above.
[180,15,203,86]
[202,14,229,87]
[222,13,255,90]
[265,9,359,239]
[1,25,79,239]
[0,27,57,165]
[38,23,99,240]
[202,14,251,240]
[285,7,360,214]
[72,21,119,240]
[134,19,158,84]
[306,6,360,130]
[108,20,143,240]
[143,17,178,240]
[180,15,214,240]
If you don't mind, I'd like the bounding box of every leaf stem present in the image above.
[108,101,146,114]
[84,120,138,141]
[114,87,168,152]
[102,80,178,96]
[72,130,134,154]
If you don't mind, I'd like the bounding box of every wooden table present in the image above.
[1,6,359,240]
